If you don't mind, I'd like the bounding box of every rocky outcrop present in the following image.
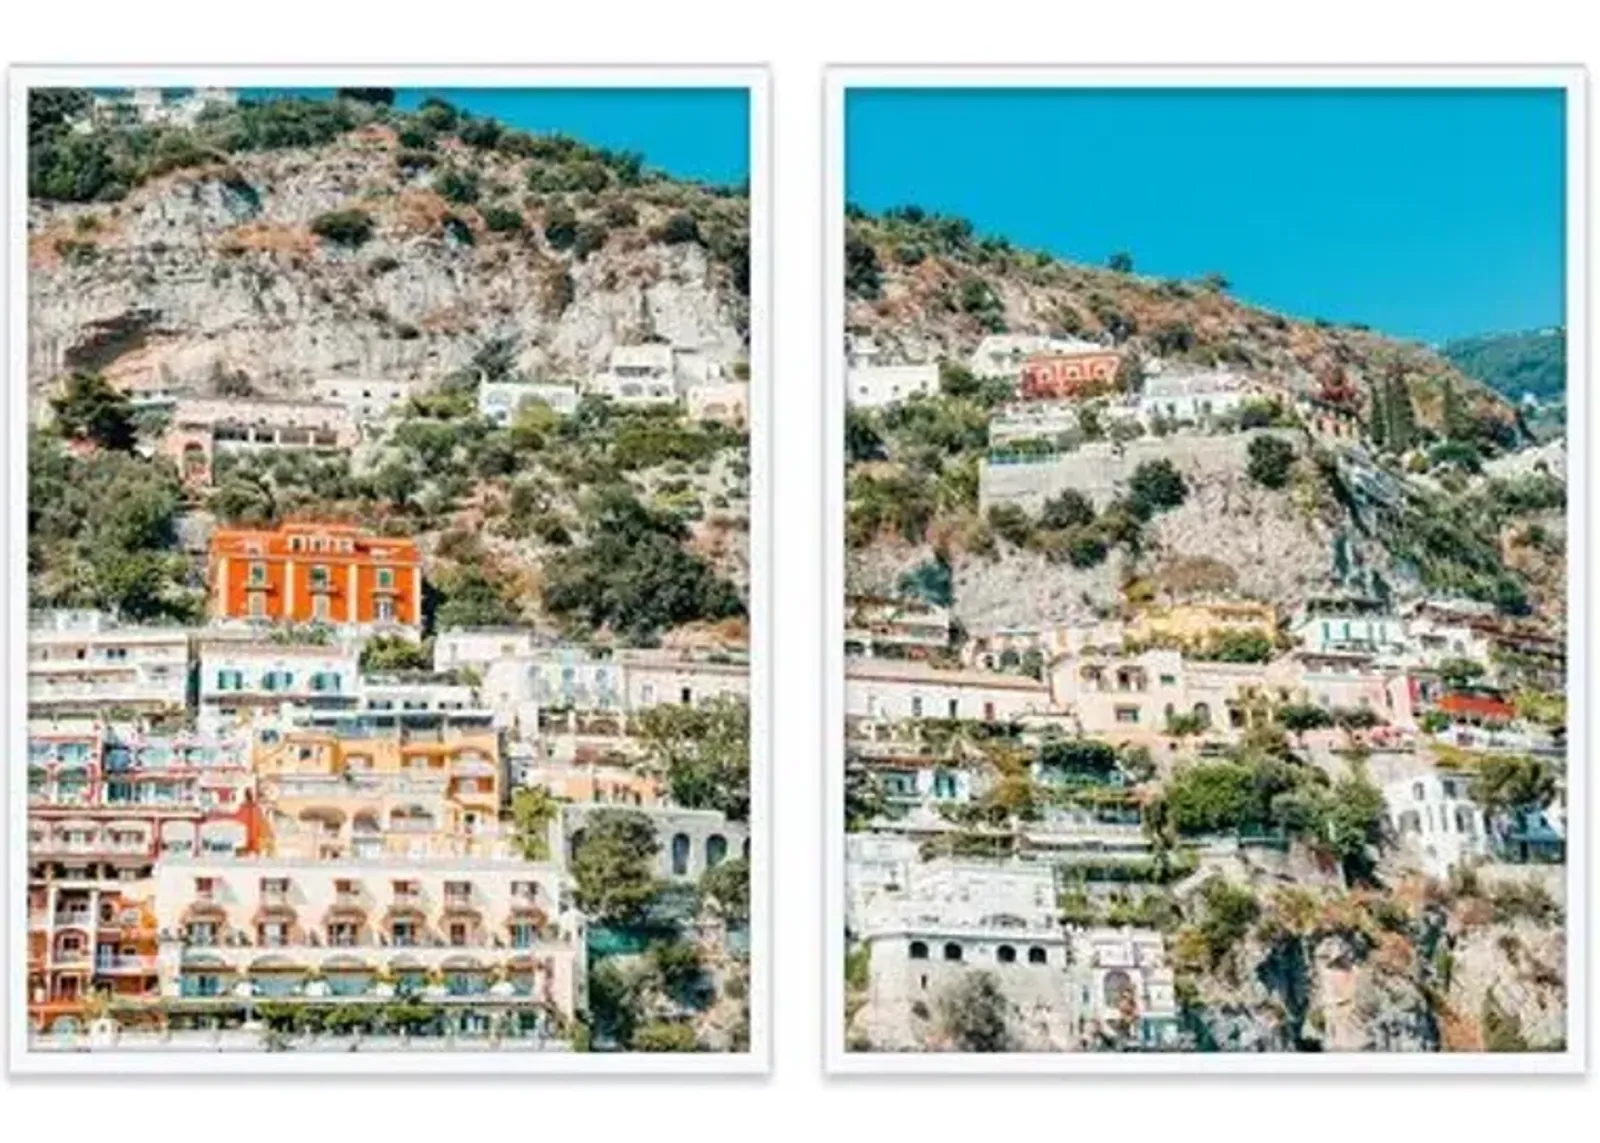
[28,134,748,397]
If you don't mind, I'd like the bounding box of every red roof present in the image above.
[1438,692,1515,721]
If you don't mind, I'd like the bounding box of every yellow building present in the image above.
[252,713,508,861]
[1123,600,1277,652]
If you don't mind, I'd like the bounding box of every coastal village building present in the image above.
[847,362,938,408]
[561,804,749,883]
[592,344,679,404]
[208,522,422,632]
[851,858,1077,1051]
[477,380,582,424]
[196,636,361,737]
[1068,927,1181,1049]
[1122,600,1277,650]
[310,377,420,427]
[686,381,749,427]
[149,857,583,1032]
[846,657,1054,725]
[970,334,1100,383]
[845,596,954,660]
[1018,342,1123,400]
[1290,596,1409,660]
[1383,773,1491,879]
[251,715,506,861]
[26,720,259,1033]
[987,403,1081,448]
[161,397,359,487]
[1137,367,1251,424]
[27,611,192,724]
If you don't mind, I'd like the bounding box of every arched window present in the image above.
[908,940,929,960]
[1192,702,1211,728]
[996,945,1017,965]
[1028,946,1048,965]
[943,942,963,963]
[706,834,728,869]
[1103,968,1135,1008]
[670,833,691,876]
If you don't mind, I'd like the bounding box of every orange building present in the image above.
[1018,348,1123,400]
[209,522,423,630]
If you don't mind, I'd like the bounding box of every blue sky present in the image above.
[247,87,750,185]
[846,88,1567,343]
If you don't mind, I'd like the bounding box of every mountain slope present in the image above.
[1440,327,1566,406]
[28,94,751,399]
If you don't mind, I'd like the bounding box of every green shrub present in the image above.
[310,208,374,248]
[480,205,524,234]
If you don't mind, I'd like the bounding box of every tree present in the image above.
[844,407,886,463]
[433,566,519,629]
[1114,350,1145,393]
[985,503,1033,547]
[844,234,882,299]
[310,208,374,247]
[939,972,1012,1052]
[1246,434,1296,489]
[1108,251,1135,273]
[1202,629,1274,664]
[1166,762,1257,834]
[50,372,137,451]
[1323,771,1387,883]
[510,786,561,861]
[359,634,431,673]
[1038,489,1095,531]
[699,857,749,924]
[1276,703,1333,740]
[635,697,750,821]
[543,204,579,249]
[1194,876,1261,967]
[1468,754,1558,816]
[1437,657,1487,688]
[647,940,708,1006]
[1127,459,1188,519]
[336,87,395,106]
[570,809,662,926]
[654,212,701,246]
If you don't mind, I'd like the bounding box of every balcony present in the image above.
[53,911,94,928]
[95,954,158,974]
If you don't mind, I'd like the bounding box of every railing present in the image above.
[95,954,158,973]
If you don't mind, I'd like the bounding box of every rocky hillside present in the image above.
[845,207,1514,434]
[28,92,750,399]
[843,208,1565,632]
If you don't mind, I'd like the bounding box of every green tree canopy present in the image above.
[635,696,750,821]
[570,809,662,926]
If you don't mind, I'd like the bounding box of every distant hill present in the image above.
[1440,327,1566,408]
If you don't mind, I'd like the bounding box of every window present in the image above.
[1115,706,1141,724]
[391,921,417,948]
[511,923,537,949]
[909,940,929,960]
[983,702,996,721]
[448,922,468,947]
[997,945,1017,964]
[943,942,963,963]
[309,565,330,590]
[680,687,693,706]
[910,696,923,718]
[248,562,267,586]
[248,593,267,619]
[313,594,330,622]
[1028,946,1048,965]
[186,922,217,947]
[947,698,959,719]
[376,598,395,623]
[1159,674,1176,687]
[377,567,394,589]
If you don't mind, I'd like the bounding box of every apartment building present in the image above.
[161,397,358,487]
[150,858,584,1031]
[1068,927,1181,1049]
[477,380,582,425]
[310,377,421,427]
[27,610,192,723]
[26,720,259,1034]
[208,521,422,631]
[196,636,360,736]
[846,657,1054,725]
[251,715,507,861]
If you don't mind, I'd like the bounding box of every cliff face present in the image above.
[28,127,749,397]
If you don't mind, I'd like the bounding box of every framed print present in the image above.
[9,65,769,1073]
[825,66,1585,1073]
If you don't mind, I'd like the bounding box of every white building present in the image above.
[969,334,1103,382]
[1138,367,1250,424]
[195,637,361,736]
[1384,772,1491,878]
[686,381,748,428]
[845,657,1054,724]
[27,611,191,722]
[844,597,953,659]
[149,856,584,1030]
[987,403,1081,447]
[433,628,545,675]
[592,345,679,404]
[477,381,582,425]
[561,804,749,882]
[310,378,420,426]
[852,858,1076,1051]
[845,363,938,409]
[1290,598,1409,660]
[1068,927,1181,1049]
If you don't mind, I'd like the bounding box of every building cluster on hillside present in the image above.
[90,340,748,492]
[840,328,1567,1051]
[26,519,749,1051]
